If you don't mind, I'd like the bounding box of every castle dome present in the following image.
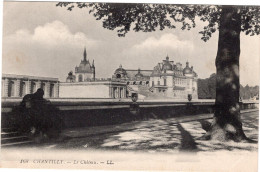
[115,64,127,75]
[66,71,76,82]
[162,55,172,70]
[163,63,172,70]
[135,68,143,77]
[183,67,192,74]
[183,62,193,75]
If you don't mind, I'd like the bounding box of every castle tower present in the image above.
[74,47,95,82]
[83,46,87,62]
[92,59,95,80]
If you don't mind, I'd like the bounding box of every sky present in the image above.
[2,1,260,86]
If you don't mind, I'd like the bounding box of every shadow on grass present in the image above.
[198,119,212,132]
[176,123,198,152]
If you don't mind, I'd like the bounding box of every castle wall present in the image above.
[60,84,110,98]
[166,76,173,87]
[59,81,127,99]
[1,74,59,98]
[149,74,198,99]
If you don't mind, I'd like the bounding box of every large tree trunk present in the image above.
[207,6,247,141]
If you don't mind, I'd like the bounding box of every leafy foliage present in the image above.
[198,73,259,99]
[198,73,216,99]
[56,3,260,41]
[240,85,259,99]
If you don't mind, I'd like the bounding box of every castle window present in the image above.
[158,81,160,85]
[116,74,121,78]
[50,84,54,97]
[140,81,142,85]
[164,78,167,86]
[8,81,15,97]
[133,81,136,85]
[152,81,154,86]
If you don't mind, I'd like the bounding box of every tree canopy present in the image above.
[56,3,260,40]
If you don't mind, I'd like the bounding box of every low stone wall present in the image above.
[1,99,258,128]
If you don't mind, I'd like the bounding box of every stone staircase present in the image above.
[138,85,153,97]
[1,128,33,147]
[127,85,152,98]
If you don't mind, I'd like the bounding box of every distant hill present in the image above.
[198,73,259,99]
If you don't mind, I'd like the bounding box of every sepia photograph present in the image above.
[1,0,259,171]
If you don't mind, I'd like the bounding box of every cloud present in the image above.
[32,21,97,47]
[5,20,97,48]
[133,33,193,51]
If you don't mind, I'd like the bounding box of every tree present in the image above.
[57,3,260,142]
[198,73,216,99]
[240,85,259,99]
